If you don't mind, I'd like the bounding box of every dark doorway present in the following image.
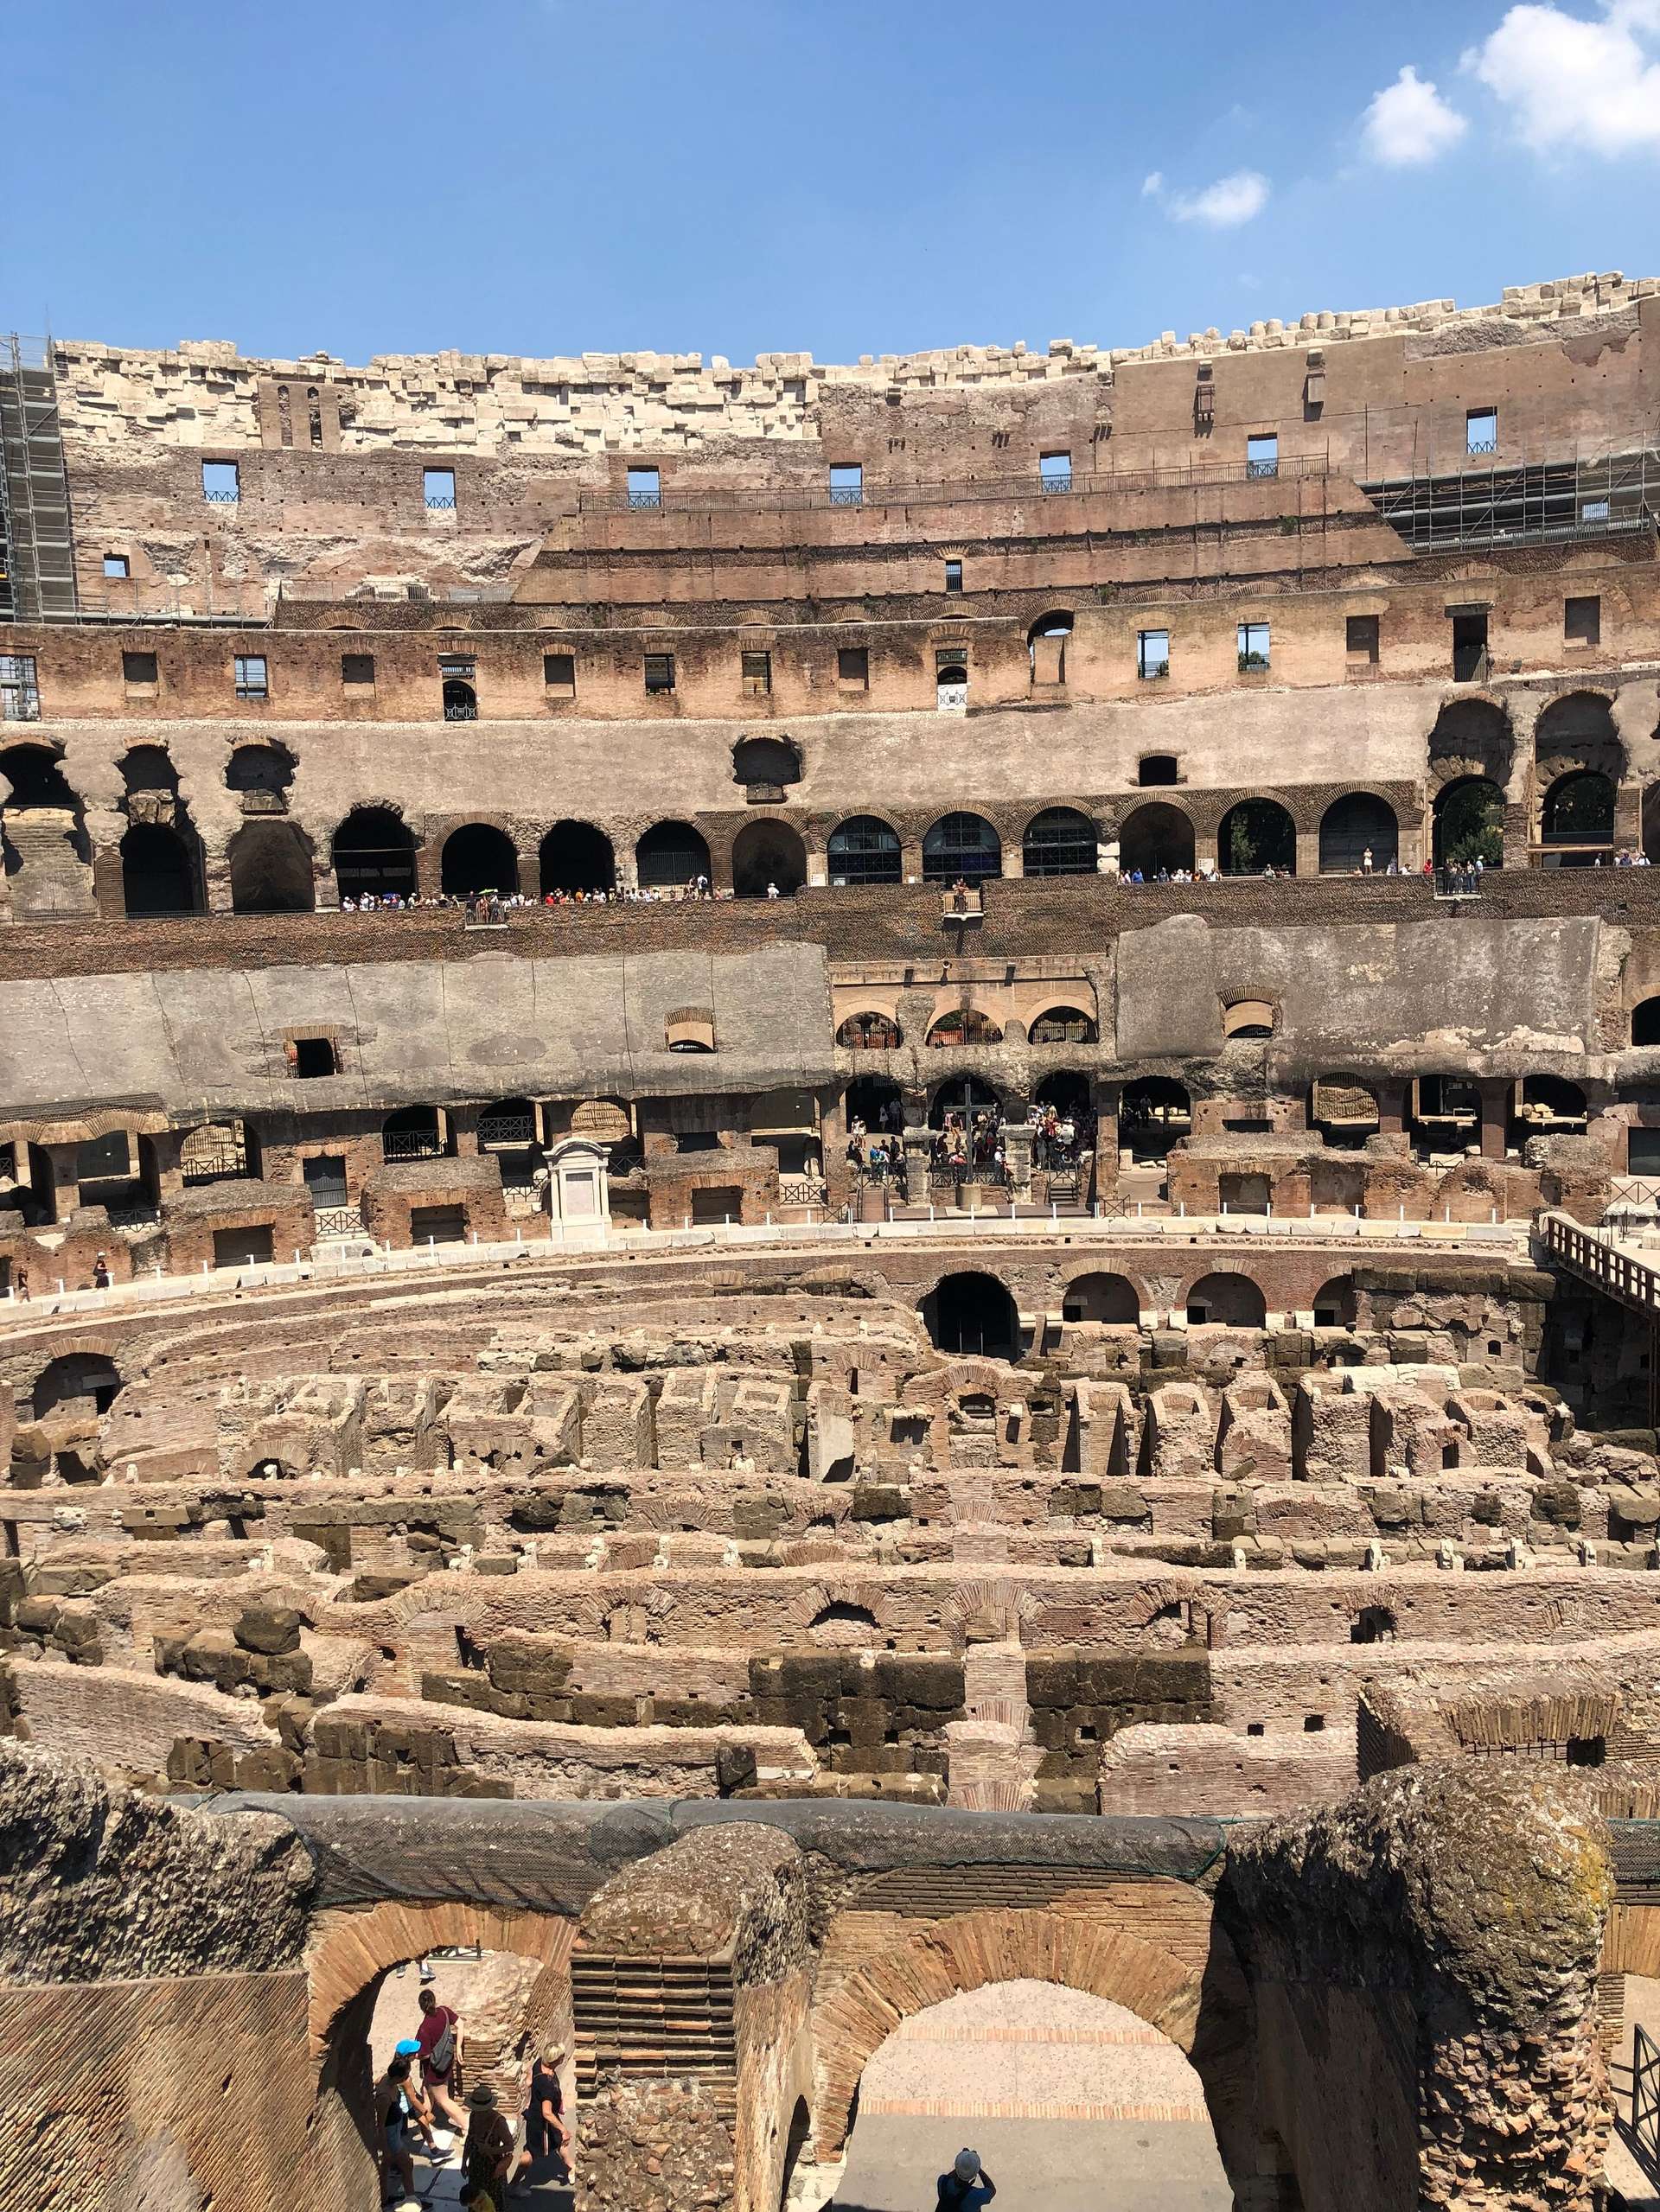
[731,819,808,897]
[120,822,201,915]
[540,820,615,897]
[442,823,519,896]
[334,808,418,902]
[229,820,314,913]
[922,1270,1019,1357]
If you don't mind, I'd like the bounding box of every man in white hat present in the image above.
[936,2145,997,2206]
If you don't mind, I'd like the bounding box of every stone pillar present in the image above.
[1003,1121,1033,1201]
[1295,828,1320,878]
[92,846,127,920]
[900,838,924,884]
[1480,1080,1510,1161]
[903,1124,934,1205]
[1376,1081,1408,1138]
[449,1106,479,1158]
[140,1129,186,1206]
[42,1140,80,1223]
[415,838,444,899]
[1193,827,1219,875]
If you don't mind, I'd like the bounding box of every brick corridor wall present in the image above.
[0,1969,325,2212]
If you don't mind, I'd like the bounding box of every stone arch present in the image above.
[225,741,296,809]
[1021,806,1097,877]
[1318,791,1398,874]
[1433,775,1505,868]
[826,813,902,887]
[306,1897,574,2052]
[1218,797,1296,876]
[1027,1004,1097,1045]
[540,819,615,897]
[922,811,1001,883]
[919,1270,1020,1357]
[732,817,807,898]
[228,819,316,913]
[1312,1274,1357,1328]
[1428,697,1513,788]
[810,1904,1256,2189]
[731,733,801,790]
[1633,997,1660,1049]
[636,819,711,891]
[1185,1272,1267,1328]
[1118,800,1194,877]
[32,1349,123,1418]
[121,821,202,915]
[333,806,418,902]
[1062,1271,1140,1324]
[440,821,518,896]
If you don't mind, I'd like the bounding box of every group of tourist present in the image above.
[375,1972,570,2210]
[337,877,735,917]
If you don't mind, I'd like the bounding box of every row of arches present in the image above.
[839,1005,1099,1050]
[919,1265,1326,1353]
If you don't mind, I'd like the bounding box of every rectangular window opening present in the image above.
[837,646,869,687]
[102,553,130,579]
[543,651,576,695]
[1237,622,1270,673]
[233,653,268,700]
[626,465,661,509]
[122,650,158,686]
[341,652,375,685]
[1581,498,1612,524]
[1451,610,1488,682]
[741,649,771,696]
[1345,613,1380,664]
[293,1037,337,1079]
[201,460,239,503]
[1246,433,1279,479]
[423,467,456,511]
[943,559,963,594]
[1466,408,1497,456]
[1564,595,1601,646]
[1137,628,1170,680]
[1039,451,1073,492]
[644,653,676,695]
[829,462,864,506]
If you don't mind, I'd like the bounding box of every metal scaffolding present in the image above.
[1360,443,1660,552]
[0,335,78,621]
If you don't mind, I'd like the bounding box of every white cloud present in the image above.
[1467,1,1660,154]
[1167,169,1270,226]
[1360,65,1469,165]
[1140,170,1165,197]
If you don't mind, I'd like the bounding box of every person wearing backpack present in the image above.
[937,2147,996,2207]
[415,1983,466,2132]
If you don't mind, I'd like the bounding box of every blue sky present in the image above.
[8,1,1660,366]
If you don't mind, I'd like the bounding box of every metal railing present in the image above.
[776,1175,828,1208]
[1623,2023,1660,2190]
[313,1203,364,1240]
[382,1130,443,1162]
[1539,1211,1660,1315]
[424,494,456,511]
[202,488,239,505]
[479,1114,537,1147]
[626,489,662,509]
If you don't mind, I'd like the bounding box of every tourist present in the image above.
[14,1267,28,1303]
[92,1252,111,1291]
[463,2082,527,2204]
[416,1983,467,2131]
[378,2051,430,2203]
[525,2042,571,2180]
[1362,846,1374,874]
[938,2147,997,2206]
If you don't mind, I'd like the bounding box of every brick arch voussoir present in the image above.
[306,1897,574,2055]
[812,1908,1231,2160]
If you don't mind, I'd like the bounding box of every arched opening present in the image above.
[1063,1272,1140,1324]
[1634,998,1660,1048]
[1540,770,1615,866]
[922,1270,1019,1356]
[539,820,615,898]
[32,1352,123,1419]
[228,819,315,913]
[1027,609,1074,686]
[1139,755,1179,787]
[1022,806,1097,877]
[0,743,76,809]
[833,1981,1229,2211]
[1312,1274,1357,1328]
[334,808,417,903]
[1035,1071,1093,1123]
[382,1105,447,1162]
[120,822,201,915]
[837,1012,902,1050]
[1218,797,1296,876]
[479,1095,540,1192]
[1433,775,1505,868]
[225,743,295,810]
[1118,802,1194,879]
[1028,1005,1097,1045]
[1429,697,1512,786]
[923,812,1001,884]
[731,819,807,898]
[442,676,478,722]
[441,823,519,897]
[731,734,801,790]
[929,1076,1001,1129]
[1121,1077,1191,1161]
[119,745,178,799]
[1318,792,1398,874]
[1514,1074,1588,1140]
[1308,1074,1380,1149]
[1,743,91,914]
[926,1008,1004,1048]
[1408,1074,1481,1161]
[936,660,969,710]
[844,1075,903,1141]
[827,813,902,887]
[1185,1272,1266,1328]
[635,820,711,893]
[1222,999,1275,1041]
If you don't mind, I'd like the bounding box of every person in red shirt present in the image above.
[415,1985,467,2132]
